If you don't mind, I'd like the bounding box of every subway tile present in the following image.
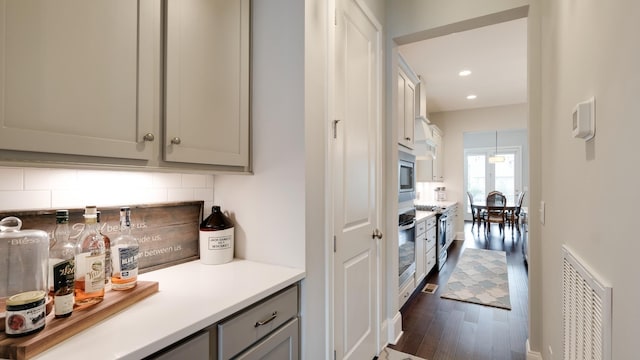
[25,168,78,190]
[0,190,50,211]
[152,173,182,188]
[182,174,207,188]
[0,168,23,190]
[167,188,195,202]
[194,188,214,202]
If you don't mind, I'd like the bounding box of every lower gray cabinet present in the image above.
[234,318,299,360]
[148,330,210,360]
[218,285,299,359]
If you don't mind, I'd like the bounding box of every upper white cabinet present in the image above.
[397,56,417,150]
[0,0,157,160]
[165,0,250,167]
[0,0,250,171]
[432,126,444,181]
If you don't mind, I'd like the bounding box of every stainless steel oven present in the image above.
[398,208,416,287]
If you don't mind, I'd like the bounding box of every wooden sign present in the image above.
[0,201,203,273]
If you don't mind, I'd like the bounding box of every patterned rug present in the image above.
[440,248,511,310]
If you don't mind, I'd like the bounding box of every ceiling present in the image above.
[397,17,528,114]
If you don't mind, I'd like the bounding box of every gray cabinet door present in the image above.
[0,0,157,160]
[234,318,299,360]
[150,331,209,360]
[164,0,250,167]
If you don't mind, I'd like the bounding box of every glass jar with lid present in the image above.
[0,216,50,335]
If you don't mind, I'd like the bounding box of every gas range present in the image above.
[415,204,448,214]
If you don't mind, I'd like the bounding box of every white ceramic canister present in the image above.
[199,206,234,265]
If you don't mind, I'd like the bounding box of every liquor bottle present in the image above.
[48,210,75,318]
[111,207,139,290]
[74,206,105,309]
[96,211,112,291]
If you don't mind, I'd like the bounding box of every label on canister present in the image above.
[5,291,46,336]
[199,227,234,265]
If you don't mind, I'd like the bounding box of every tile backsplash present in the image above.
[0,167,214,216]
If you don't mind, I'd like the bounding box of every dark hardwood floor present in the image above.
[388,221,529,360]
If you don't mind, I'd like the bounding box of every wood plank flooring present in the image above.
[388,221,529,360]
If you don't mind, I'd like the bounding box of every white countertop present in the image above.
[33,259,305,360]
[416,210,436,221]
[414,200,457,208]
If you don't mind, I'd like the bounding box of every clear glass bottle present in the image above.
[111,207,139,290]
[74,206,105,309]
[48,210,75,318]
[96,211,112,291]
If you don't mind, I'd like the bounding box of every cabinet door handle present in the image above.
[143,133,155,142]
[255,311,278,327]
[170,137,182,145]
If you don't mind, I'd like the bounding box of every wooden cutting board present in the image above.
[0,281,159,360]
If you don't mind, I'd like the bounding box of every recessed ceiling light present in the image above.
[466,94,477,100]
[459,70,472,77]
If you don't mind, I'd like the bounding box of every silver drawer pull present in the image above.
[255,311,278,327]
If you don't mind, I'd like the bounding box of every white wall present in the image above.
[540,1,640,359]
[429,105,527,233]
[0,167,214,214]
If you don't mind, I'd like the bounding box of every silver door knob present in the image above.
[142,133,155,142]
[371,229,383,239]
[170,137,181,145]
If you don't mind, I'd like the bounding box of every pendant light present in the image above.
[488,131,505,164]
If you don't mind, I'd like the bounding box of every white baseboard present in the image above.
[387,312,403,345]
[456,231,464,240]
[526,339,543,360]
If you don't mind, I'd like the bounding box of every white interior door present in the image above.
[333,0,381,359]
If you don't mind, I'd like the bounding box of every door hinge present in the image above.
[334,8,337,26]
[334,350,337,360]
[333,235,337,252]
[333,119,340,139]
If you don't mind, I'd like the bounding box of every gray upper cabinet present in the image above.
[0,0,250,171]
[165,0,250,167]
[0,0,157,160]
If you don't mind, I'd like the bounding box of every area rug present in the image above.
[440,248,511,310]
[377,347,427,360]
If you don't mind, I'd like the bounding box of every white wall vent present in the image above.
[562,245,612,360]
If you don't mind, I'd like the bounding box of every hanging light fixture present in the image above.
[488,130,505,163]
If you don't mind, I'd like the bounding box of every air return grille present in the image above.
[562,245,612,360]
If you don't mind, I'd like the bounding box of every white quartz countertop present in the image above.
[416,210,436,221]
[414,200,457,208]
[32,259,305,360]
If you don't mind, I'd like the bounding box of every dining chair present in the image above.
[485,192,507,235]
[510,191,526,233]
[467,191,486,231]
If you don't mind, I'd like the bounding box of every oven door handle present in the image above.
[399,220,416,231]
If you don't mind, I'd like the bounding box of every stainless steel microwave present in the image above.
[398,150,416,203]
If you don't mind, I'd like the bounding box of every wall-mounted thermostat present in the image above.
[572,97,595,140]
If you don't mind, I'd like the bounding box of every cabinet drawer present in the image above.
[416,220,427,236]
[426,217,436,229]
[416,231,426,242]
[218,285,299,360]
[426,228,436,250]
[235,317,299,360]
[426,248,436,273]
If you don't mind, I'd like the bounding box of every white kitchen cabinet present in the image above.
[425,216,437,275]
[414,218,427,285]
[432,126,444,181]
[397,56,418,150]
[0,0,251,171]
[165,0,250,167]
[0,0,157,160]
[398,276,415,309]
[445,204,457,249]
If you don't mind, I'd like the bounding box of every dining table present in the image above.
[471,200,520,232]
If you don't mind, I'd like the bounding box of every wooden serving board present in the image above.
[0,281,159,360]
